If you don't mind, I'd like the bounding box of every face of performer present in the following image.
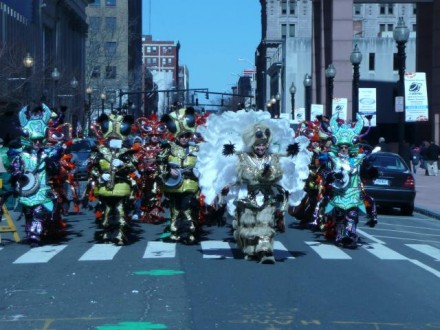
[150,135,159,143]
[177,132,192,146]
[253,143,268,157]
[338,144,349,156]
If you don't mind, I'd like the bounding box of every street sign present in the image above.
[395,96,404,112]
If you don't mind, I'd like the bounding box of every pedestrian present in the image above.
[376,137,391,152]
[410,144,421,174]
[425,140,440,176]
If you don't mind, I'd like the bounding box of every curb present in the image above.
[414,206,440,220]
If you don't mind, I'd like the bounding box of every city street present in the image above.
[0,200,439,329]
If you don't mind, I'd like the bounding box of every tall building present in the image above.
[0,0,89,139]
[257,1,416,123]
[142,35,184,116]
[85,0,142,120]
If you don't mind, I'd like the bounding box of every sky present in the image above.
[142,0,261,96]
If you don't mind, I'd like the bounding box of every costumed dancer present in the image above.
[322,113,373,248]
[157,107,200,243]
[134,115,168,223]
[195,110,311,264]
[7,103,63,247]
[88,112,137,245]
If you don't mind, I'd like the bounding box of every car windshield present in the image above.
[369,154,407,171]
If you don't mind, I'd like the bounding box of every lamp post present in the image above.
[70,77,78,125]
[393,17,410,158]
[289,82,296,119]
[303,74,312,121]
[350,44,362,119]
[51,67,61,109]
[270,95,276,118]
[86,87,93,136]
[325,64,336,117]
[100,92,106,117]
[22,53,34,102]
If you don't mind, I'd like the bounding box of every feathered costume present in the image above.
[195,110,311,263]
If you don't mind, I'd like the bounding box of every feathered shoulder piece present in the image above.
[222,142,235,156]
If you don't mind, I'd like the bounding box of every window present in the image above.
[379,24,386,33]
[91,66,100,78]
[152,46,157,52]
[387,24,393,31]
[354,4,361,16]
[152,58,157,64]
[368,53,375,71]
[162,58,166,65]
[289,24,295,37]
[89,17,101,31]
[105,17,116,32]
[168,58,172,64]
[146,58,151,64]
[105,42,117,56]
[379,3,394,15]
[289,0,296,15]
[146,46,151,53]
[90,0,100,6]
[413,24,416,32]
[281,24,287,39]
[281,0,287,15]
[105,66,116,79]
[105,0,116,6]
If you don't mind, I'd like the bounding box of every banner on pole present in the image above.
[359,88,377,127]
[404,72,429,122]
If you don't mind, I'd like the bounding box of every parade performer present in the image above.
[88,112,137,245]
[7,103,64,247]
[195,110,310,264]
[134,115,168,223]
[157,107,200,243]
[322,113,372,248]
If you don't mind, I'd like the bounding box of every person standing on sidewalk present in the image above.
[410,144,421,174]
[424,141,440,176]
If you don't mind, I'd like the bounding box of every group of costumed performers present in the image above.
[291,113,379,248]
[0,103,79,247]
[195,110,311,264]
[88,111,138,245]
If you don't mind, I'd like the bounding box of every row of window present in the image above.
[354,3,417,16]
[91,66,116,79]
[89,0,116,6]
[145,57,173,65]
[280,0,296,15]
[144,46,174,54]
[89,16,117,31]
[281,23,295,38]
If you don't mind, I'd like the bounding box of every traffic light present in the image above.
[221,98,224,106]
[205,92,209,99]
[195,98,199,106]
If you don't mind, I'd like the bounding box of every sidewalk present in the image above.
[413,168,440,219]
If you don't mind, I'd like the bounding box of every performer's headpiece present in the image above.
[242,123,272,148]
[161,107,196,138]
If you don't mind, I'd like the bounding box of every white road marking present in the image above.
[273,241,295,260]
[79,244,122,261]
[357,228,386,244]
[143,241,176,258]
[201,241,234,259]
[406,244,440,261]
[362,243,408,260]
[13,245,67,264]
[409,259,440,279]
[305,241,351,259]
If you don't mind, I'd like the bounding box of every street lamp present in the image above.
[393,17,410,158]
[303,74,312,121]
[100,92,106,117]
[23,53,34,102]
[350,44,362,119]
[275,93,281,118]
[51,67,61,108]
[289,82,296,119]
[325,64,336,117]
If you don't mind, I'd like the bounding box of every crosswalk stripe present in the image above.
[79,244,122,261]
[305,241,352,259]
[362,243,408,260]
[143,241,176,258]
[406,244,440,261]
[201,241,234,259]
[13,245,67,264]
[274,241,295,260]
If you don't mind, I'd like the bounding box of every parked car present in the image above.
[362,151,416,215]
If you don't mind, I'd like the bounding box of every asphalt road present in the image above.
[1,203,440,330]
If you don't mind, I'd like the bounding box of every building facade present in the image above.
[85,0,142,121]
[0,0,89,139]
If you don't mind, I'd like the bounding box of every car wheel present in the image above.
[401,203,414,216]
